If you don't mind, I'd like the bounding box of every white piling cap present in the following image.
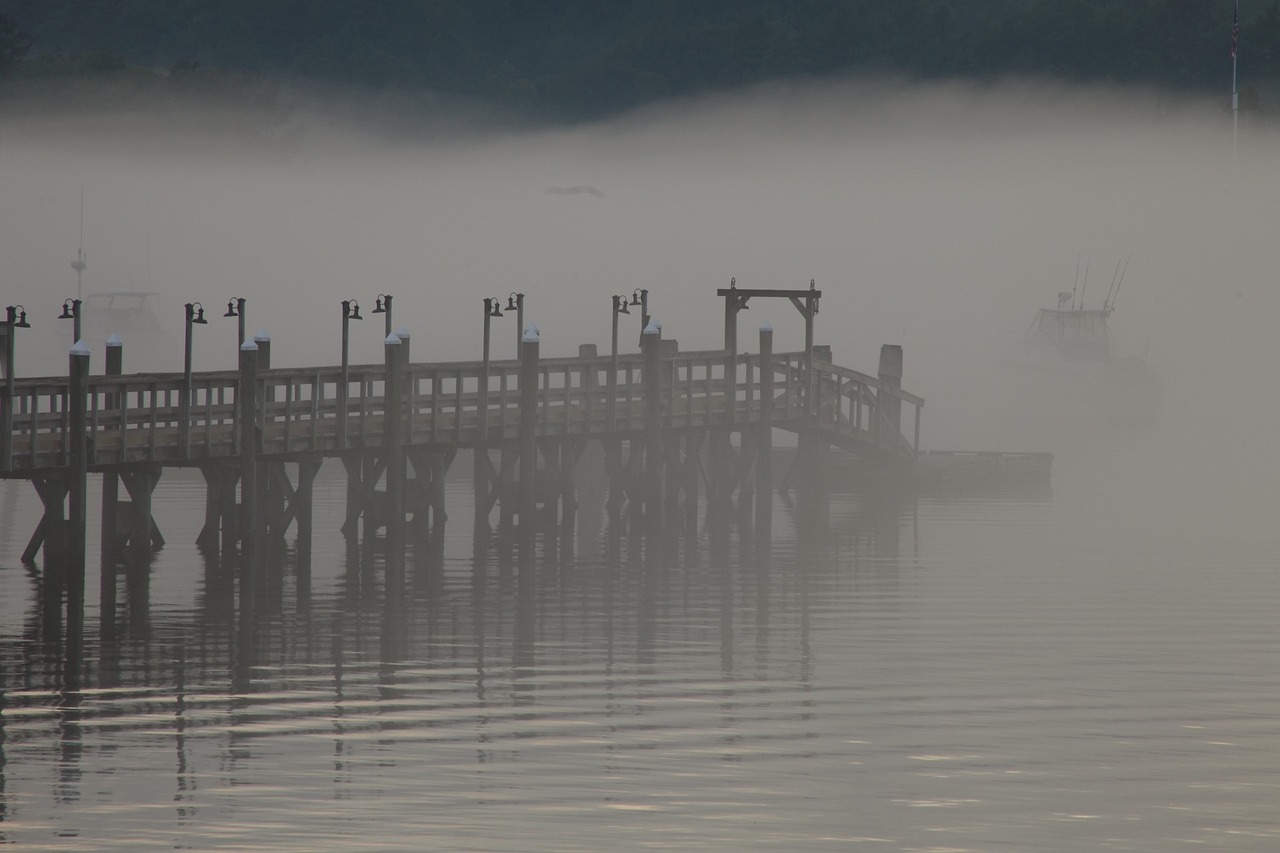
[254,329,271,342]
[522,323,540,343]
[70,339,91,356]
[642,319,661,335]
[759,321,772,332]
[106,334,123,347]
[394,325,410,339]
[240,339,259,351]
[384,332,402,345]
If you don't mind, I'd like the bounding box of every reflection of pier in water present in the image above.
[0,464,925,799]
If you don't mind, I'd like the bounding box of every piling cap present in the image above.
[642,319,661,335]
[522,322,540,344]
[394,325,410,339]
[759,321,772,333]
[240,339,258,351]
[105,334,123,347]
[70,339,91,357]
[384,333,401,345]
[254,329,271,343]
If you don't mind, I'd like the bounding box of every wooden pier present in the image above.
[2,284,924,658]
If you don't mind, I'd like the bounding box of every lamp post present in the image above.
[59,298,82,343]
[481,297,505,437]
[631,288,648,345]
[223,297,246,347]
[2,305,30,382]
[182,302,208,455]
[373,293,393,337]
[339,299,363,447]
[609,294,631,429]
[2,306,31,469]
[506,292,524,354]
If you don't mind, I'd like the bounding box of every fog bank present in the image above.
[2,77,1276,464]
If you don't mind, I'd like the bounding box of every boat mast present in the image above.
[71,185,87,302]
[1072,255,1081,310]
[1106,256,1129,314]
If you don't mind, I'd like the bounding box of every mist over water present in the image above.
[3,76,1280,851]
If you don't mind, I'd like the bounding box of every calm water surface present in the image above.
[1,428,1278,851]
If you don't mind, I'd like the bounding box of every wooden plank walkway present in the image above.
[1,347,922,476]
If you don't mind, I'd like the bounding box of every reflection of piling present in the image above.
[295,459,319,606]
[67,340,90,684]
[755,324,774,544]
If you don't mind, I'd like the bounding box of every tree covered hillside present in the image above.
[0,1,1270,121]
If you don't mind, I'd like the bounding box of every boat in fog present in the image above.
[1008,264,1162,443]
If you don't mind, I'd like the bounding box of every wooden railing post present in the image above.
[254,330,272,409]
[878,344,904,447]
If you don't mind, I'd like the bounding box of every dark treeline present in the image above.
[0,1,1269,120]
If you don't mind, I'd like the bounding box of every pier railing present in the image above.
[1,347,921,474]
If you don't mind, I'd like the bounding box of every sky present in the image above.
[2,75,1277,459]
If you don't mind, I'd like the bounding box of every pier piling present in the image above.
[756,323,774,543]
[238,339,260,614]
[518,324,539,541]
[66,339,90,680]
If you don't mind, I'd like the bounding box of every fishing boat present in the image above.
[1009,260,1162,443]
[81,291,177,370]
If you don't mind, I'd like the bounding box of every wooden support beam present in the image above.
[473,447,503,524]
[119,467,164,558]
[603,437,642,515]
[196,464,238,551]
[22,475,69,564]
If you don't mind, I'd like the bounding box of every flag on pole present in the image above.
[1231,0,1239,58]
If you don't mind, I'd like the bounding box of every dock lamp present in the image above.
[340,299,364,373]
[59,298,83,343]
[3,304,30,381]
[630,288,649,343]
[372,293,393,336]
[506,292,524,353]
[2,307,30,464]
[608,295,633,429]
[223,297,246,346]
[181,302,208,455]
[339,300,364,446]
[481,297,508,437]
[184,302,208,378]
